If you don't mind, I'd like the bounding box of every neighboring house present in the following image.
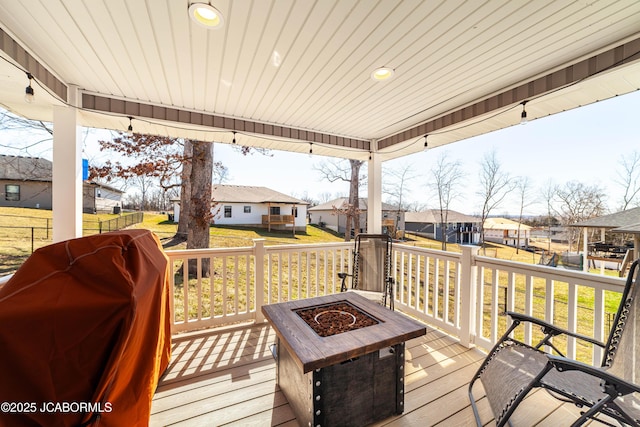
[173,185,308,233]
[0,155,51,209]
[405,210,480,244]
[0,155,124,213]
[83,182,125,214]
[483,217,532,247]
[530,226,571,244]
[308,198,404,236]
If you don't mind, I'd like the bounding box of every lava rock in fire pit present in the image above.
[295,301,379,337]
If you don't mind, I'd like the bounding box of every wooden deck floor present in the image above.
[150,322,600,427]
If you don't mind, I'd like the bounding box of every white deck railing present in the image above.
[165,240,627,364]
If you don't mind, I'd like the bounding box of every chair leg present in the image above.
[340,275,347,292]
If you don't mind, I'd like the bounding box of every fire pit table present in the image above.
[262,292,426,426]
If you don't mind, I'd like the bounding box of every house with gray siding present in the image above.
[0,155,123,213]
[308,198,403,236]
[405,209,480,244]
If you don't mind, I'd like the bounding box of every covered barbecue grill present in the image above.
[0,229,172,427]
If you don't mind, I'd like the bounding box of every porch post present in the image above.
[254,239,266,322]
[367,149,382,233]
[52,85,82,242]
[459,245,479,348]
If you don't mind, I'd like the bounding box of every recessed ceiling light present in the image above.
[189,3,224,29]
[371,67,395,81]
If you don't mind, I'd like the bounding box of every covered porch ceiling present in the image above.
[0,1,639,162]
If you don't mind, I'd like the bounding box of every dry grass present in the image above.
[2,208,625,362]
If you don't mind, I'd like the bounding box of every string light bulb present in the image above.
[520,101,528,125]
[24,72,35,103]
[232,131,236,144]
[309,142,313,157]
[423,135,428,152]
[127,116,133,135]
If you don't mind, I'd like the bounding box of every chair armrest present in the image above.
[547,354,640,395]
[507,311,605,348]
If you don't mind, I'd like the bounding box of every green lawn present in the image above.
[1,206,627,362]
[0,207,344,273]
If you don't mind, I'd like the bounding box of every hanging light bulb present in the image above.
[309,142,313,157]
[232,131,236,144]
[423,135,429,152]
[126,116,134,135]
[24,72,35,103]
[520,101,528,125]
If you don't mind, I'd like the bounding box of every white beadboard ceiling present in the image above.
[0,0,639,161]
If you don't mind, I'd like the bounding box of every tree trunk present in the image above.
[346,159,362,241]
[176,139,193,240]
[187,140,213,277]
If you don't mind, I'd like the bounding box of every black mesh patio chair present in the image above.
[338,233,394,310]
[469,259,640,426]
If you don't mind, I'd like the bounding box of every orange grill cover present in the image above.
[0,229,172,427]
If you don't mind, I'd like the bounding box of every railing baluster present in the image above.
[444,259,451,325]
[222,256,228,317]
[567,281,578,359]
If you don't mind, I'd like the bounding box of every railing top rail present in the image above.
[475,255,626,290]
[165,246,254,257]
[264,242,353,252]
[393,243,463,261]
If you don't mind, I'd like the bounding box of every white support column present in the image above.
[459,245,479,348]
[52,86,82,242]
[367,150,382,234]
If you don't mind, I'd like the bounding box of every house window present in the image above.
[5,184,20,201]
[224,206,232,218]
[244,206,251,213]
[270,206,280,215]
[292,206,298,217]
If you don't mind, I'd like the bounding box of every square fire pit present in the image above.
[262,292,426,426]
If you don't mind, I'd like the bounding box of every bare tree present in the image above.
[477,150,516,251]
[0,108,93,159]
[554,181,607,251]
[514,176,533,253]
[384,163,418,237]
[315,159,364,241]
[317,192,334,204]
[130,175,156,211]
[539,179,557,254]
[176,139,193,239]
[430,152,465,250]
[614,150,640,211]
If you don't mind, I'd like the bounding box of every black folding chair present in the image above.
[338,234,394,310]
[469,259,640,426]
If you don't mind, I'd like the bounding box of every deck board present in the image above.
[150,323,605,426]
